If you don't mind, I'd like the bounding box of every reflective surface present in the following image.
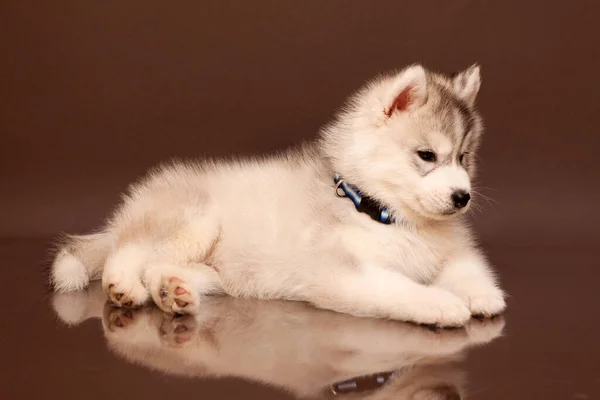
[0,239,597,399]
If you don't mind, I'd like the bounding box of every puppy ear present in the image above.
[383,65,428,117]
[452,64,481,107]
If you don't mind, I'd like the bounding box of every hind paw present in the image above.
[102,275,149,308]
[151,275,200,315]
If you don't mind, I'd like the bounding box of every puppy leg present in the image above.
[102,244,153,307]
[102,208,221,308]
[146,263,224,315]
[434,249,506,317]
[303,266,471,327]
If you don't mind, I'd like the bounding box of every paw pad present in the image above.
[152,275,199,315]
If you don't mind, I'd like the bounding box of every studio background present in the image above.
[2,1,599,245]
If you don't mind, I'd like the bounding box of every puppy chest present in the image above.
[346,227,450,283]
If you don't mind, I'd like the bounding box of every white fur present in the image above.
[419,164,471,215]
[102,244,152,307]
[51,251,89,293]
[51,64,505,327]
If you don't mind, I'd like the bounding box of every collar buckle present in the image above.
[333,175,395,225]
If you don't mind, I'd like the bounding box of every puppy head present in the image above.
[323,64,484,221]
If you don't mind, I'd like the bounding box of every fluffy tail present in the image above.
[51,232,112,293]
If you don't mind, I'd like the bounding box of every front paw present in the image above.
[409,289,471,328]
[467,288,506,318]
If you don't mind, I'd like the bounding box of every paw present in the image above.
[102,273,149,308]
[409,289,471,328]
[158,314,197,348]
[151,275,200,315]
[467,289,506,318]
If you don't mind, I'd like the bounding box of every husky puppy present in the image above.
[51,64,506,327]
[52,284,505,399]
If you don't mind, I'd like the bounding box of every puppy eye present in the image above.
[459,152,468,164]
[417,150,437,162]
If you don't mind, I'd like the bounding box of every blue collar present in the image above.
[330,368,407,395]
[334,175,395,224]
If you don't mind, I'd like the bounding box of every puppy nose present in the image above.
[451,190,471,209]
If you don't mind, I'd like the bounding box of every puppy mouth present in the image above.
[440,209,460,216]
[415,197,465,219]
[434,209,463,219]
[441,204,471,216]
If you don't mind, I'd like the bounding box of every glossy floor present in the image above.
[1,238,597,399]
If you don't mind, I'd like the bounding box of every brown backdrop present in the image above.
[2,1,600,245]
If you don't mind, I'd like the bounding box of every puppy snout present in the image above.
[451,190,470,209]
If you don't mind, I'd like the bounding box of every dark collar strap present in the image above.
[334,175,394,224]
[330,370,397,395]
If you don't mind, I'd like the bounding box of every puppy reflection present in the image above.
[53,283,504,399]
